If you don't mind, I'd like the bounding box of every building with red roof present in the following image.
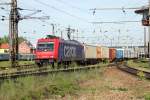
[0,43,9,53]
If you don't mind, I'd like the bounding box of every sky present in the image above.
[0,0,149,47]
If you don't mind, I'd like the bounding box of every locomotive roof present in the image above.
[38,38,82,45]
[60,39,82,45]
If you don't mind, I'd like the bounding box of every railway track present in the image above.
[117,62,150,79]
[1,62,149,80]
[0,64,105,80]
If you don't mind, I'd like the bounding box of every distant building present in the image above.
[19,41,35,54]
[0,43,9,53]
[0,41,35,54]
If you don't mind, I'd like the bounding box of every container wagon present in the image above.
[101,46,109,63]
[83,44,102,64]
[18,54,35,61]
[0,53,35,61]
[0,53,9,61]
[116,49,124,61]
[124,49,138,59]
[109,48,116,62]
[101,46,109,58]
[96,46,102,61]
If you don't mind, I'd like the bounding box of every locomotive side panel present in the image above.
[58,40,84,62]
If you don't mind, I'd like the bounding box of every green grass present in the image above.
[0,68,104,100]
[144,93,150,100]
[127,60,150,71]
[0,61,35,68]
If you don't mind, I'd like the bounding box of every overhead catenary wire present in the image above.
[33,0,90,23]
[89,7,140,11]
[90,7,142,15]
[55,0,88,13]
[0,2,11,5]
[92,20,141,24]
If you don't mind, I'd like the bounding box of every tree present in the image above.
[0,35,28,44]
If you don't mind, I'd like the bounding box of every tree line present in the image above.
[0,36,27,45]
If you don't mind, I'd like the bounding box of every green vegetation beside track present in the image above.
[0,63,149,100]
[0,66,105,100]
[127,59,150,72]
[0,61,35,68]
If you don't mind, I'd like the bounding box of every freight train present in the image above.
[0,53,35,61]
[0,36,139,65]
[35,35,134,67]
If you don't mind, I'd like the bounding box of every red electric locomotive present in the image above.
[35,35,84,67]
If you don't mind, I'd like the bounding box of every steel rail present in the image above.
[0,64,106,80]
[117,62,150,79]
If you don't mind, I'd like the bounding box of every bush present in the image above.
[145,93,150,100]
[137,71,145,80]
[0,69,103,99]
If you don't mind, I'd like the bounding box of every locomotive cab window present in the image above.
[37,42,54,51]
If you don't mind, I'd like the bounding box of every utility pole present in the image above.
[61,31,63,38]
[66,26,71,40]
[148,0,150,65]
[51,24,55,35]
[7,0,49,68]
[9,0,20,67]
[144,27,147,58]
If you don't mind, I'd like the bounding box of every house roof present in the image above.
[0,43,9,49]
[20,41,35,49]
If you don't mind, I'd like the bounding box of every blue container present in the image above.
[0,53,9,61]
[58,40,84,62]
[116,49,124,59]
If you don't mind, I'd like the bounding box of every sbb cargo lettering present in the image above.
[64,46,76,58]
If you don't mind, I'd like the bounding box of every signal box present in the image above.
[135,6,149,26]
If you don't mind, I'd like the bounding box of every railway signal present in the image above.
[135,2,150,66]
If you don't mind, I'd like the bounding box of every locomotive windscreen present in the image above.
[37,42,54,51]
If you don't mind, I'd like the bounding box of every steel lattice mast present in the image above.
[9,0,19,67]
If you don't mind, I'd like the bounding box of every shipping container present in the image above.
[124,49,138,59]
[101,46,109,59]
[96,46,102,59]
[116,49,124,59]
[83,44,97,60]
[109,48,116,61]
